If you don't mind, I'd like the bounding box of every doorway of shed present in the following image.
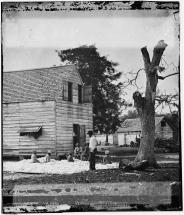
[73,124,86,149]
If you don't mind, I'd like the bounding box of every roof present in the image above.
[164,113,179,131]
[117,117,164,133]
[3,65,83,104]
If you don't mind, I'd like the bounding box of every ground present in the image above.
[2,153,182,212]
[3,163,180,186]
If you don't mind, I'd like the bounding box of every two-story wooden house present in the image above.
[3,65,93,158]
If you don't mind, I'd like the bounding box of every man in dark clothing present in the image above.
[87,130,97,170]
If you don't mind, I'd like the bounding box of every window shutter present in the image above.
[78,85,82,103]
[63,81,68,101]
[68,82,73,102]
[83,85,92,103]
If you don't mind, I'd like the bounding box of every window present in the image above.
[63,81,73,102]
[78,85,82,103]
[68,82,73,102]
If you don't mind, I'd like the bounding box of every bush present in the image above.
[130,140,140,148]
[109,146,138,156]
[154,138,179,153]
[130,141,135,147]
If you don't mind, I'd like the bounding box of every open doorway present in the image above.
[73,124,80,149]
[73,124,86,150]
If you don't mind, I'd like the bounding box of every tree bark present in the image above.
[133,82,157,166]
[132,41,167,168]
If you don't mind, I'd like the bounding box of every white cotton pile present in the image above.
[3,159,119,175]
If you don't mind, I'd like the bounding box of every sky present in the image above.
[2,8,179,113]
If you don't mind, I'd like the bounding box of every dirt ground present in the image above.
[3,163,180,187]
[3,153,181,186]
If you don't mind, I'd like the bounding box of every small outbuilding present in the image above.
[116,116,173,146]
[3,65,93,158]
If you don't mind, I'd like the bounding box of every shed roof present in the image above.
[18,126,42,133]
[3,65,83,104]
[117,117,164,133]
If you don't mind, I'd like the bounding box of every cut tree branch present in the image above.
[156,66,165,73]
[133,91,145,116]
[141,46,151,69]
[151,40,168,68]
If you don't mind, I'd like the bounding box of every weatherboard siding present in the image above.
[55,100,93,155]
[3,101,56,157]
[155,123,173,139]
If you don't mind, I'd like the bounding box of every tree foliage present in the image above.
[121,110,139,122]
[57,45,124,134]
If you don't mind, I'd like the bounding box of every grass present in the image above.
[97,146,176,157]
[97,146,138,156]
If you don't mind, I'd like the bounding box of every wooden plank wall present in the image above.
[56,82,93,155]
[155,123,173,139]
[3,104,20,156]
[3,101,56,157]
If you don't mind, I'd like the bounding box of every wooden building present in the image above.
[116,117,173,146]
[3,65,93,158]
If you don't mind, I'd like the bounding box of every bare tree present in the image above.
[129,40,179,168]
[155,92,179,113]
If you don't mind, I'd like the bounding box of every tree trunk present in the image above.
[132,41,167,168]
[134,83,157,166]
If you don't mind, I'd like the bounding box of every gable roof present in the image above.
[3,65,83,104]
[164,113,179,131]
[117,117,164,133]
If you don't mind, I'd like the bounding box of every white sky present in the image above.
[2,9,179,113]
[3,15,177,49]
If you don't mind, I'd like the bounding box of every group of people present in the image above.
[68,130,98,170]
[31,150,51,163]
[73,142,89,160]
[66,143,88,162]
[30,130,98,171]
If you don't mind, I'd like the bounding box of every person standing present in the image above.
[87,130,97,170]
